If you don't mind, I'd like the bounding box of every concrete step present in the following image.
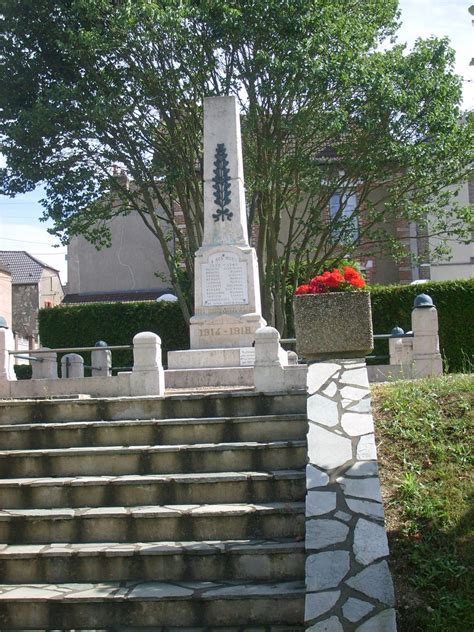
[0,470,306,509]
[0,580,305,629]
[0,502,305,544]
[0,539,305,584]
[0,414,308,450]
[0,440,307,478]
[0,391,307,425]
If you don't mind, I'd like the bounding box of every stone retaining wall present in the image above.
[305,359,397,631]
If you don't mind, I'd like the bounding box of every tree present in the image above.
[1,0,472,333]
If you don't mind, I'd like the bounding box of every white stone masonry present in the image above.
[305,359,396,631]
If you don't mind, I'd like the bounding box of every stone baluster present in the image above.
[91,340,112,377]
[411,293,443,378]
[61,353,84,378]
[131,331,165,396]
[31,349,58,379]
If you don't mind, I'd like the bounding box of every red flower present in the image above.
[310,279,328,294]
[321,269,343,289]
[295,264,365,296]
[344,266,366,288]
[294,284,312,295]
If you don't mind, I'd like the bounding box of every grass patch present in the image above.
[372,374,473,631]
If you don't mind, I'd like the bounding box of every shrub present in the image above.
[38,301,189,370]
[14,364,32,380]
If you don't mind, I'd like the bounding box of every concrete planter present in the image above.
[294,291,373,360]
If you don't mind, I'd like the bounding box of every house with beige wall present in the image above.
[0,263,12,329]
[0,251,63,347]
[65,210,173,304]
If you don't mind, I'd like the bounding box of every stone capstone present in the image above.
[305,590,340,622]
[340,368,369,388]
[341,412,374,436]
[356,435,377,461]
[353,518,390,565]
[337,476,382,503]
[344,461,379,477]
[306,551,350,591]
[307,363,340,394]
[306,519,349,549]
[307,464,329,488]
[346,498,385,519]
[306,615,344,631]
[355,608,397,631]
[306,491,337,517]
[308,424,353,470]
[346,561,395,606]
[308,394,339,427]
[342,597,374,623]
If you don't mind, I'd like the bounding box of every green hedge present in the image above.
[14,364,32,380]
[369,279,474,373]
[38,280,473,375]
[38,301,189,370]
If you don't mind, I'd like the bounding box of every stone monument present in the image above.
[167,96,267,382]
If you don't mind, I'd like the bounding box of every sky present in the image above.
[0,0,473,285]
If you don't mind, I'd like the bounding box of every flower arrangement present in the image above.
[294,265,366,295]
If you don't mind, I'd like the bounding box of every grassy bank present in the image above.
[372,374,473,631]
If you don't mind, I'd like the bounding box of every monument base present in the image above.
[189,312,265,350]
[165,366,254,389]
[168,346,256,370]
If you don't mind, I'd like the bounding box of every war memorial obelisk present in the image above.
[167,96,266,381]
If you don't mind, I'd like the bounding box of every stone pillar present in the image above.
[303,358,396,630]
[411,300,443,378]
[131,331,165,396]
[31,349,58,379]
[91,341,112,377]
[61,353,84,378]
[254,326,307,393]
[0,325,16,382]
[388,327,404,366]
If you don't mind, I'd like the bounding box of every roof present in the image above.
[62,289,174,305]
[0,251,60,284]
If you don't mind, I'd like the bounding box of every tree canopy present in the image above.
[1,0,472,331]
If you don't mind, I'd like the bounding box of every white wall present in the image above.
[67,211,172,294]
[429,179,473,281]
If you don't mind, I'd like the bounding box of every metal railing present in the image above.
[8,344,131,355]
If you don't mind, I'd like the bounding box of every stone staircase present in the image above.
[0,390,307,630]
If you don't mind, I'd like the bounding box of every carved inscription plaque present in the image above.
[202,252,249,307]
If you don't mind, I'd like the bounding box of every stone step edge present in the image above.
[0,469,305,488]
[0,538,305,559]
[0,579,305,603]
[0,439,306,459]
[0,413,308,433]
[0,501,305,521]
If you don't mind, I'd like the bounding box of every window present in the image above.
[329,193,359,243]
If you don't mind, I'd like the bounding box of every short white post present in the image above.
[131,331,165,396]
[61,353,84,378]
[254,326,306,392]
[388,327,404,366]
[31,349,58,379]
[411,294,443,378]
[0,324,16,382]
[91,341,112,377]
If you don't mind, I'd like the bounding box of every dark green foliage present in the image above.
[38,301,189,370]
[370,280,474,372]
[14,365,32,380]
